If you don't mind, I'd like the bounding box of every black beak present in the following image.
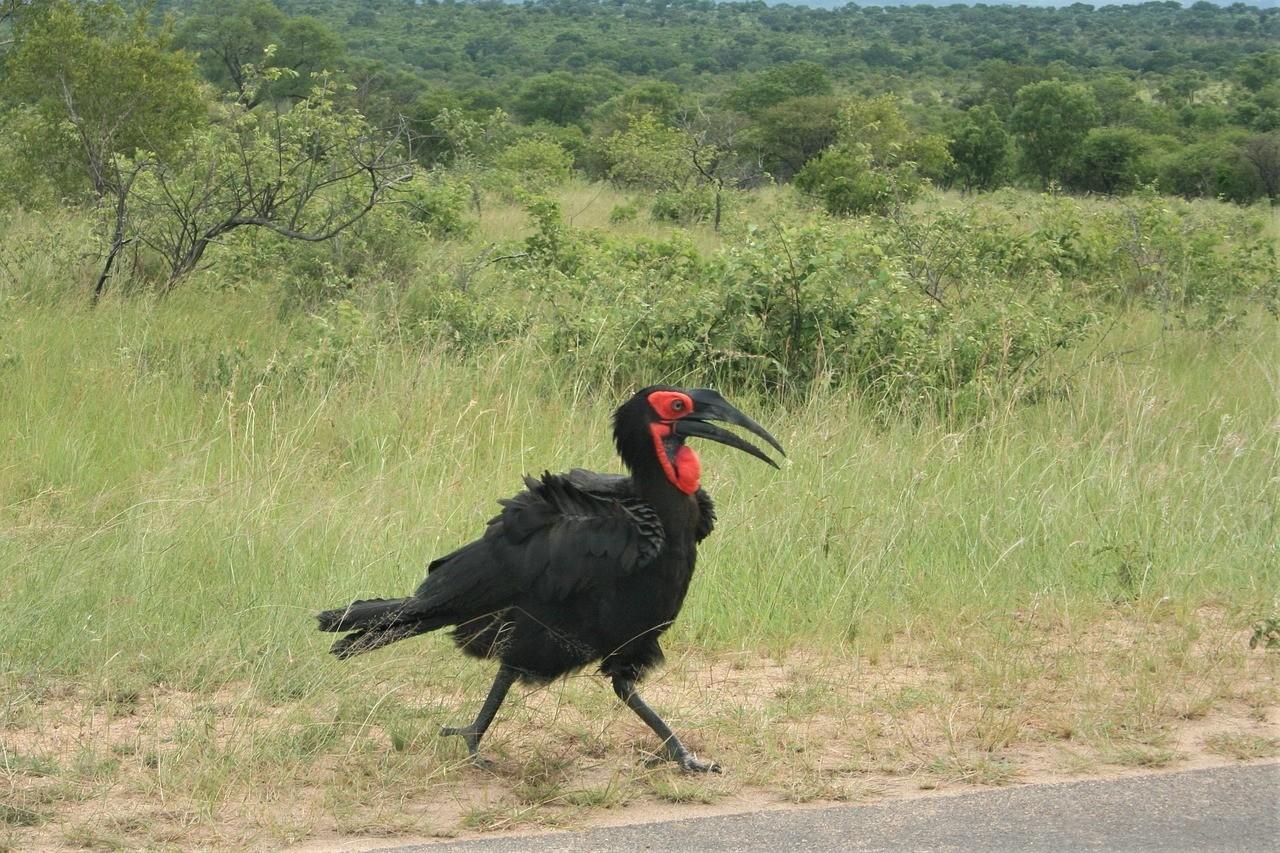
[672,389,786,469]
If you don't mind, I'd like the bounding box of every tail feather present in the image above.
[316,597,414,633]
[328,623,434,659]
[316,596,446,659]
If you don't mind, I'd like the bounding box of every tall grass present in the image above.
[1,280,1275,695]
[1,195,1276,848]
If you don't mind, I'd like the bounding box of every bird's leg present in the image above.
[611,676,721,773]
[440,665,516,766]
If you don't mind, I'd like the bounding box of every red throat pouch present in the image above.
[649,423,701,494]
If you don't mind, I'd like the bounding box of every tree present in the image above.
[492,136,574,194]
[1242,133,1280,203]
[1155,69,1204,109]
[5,0,205,198]
[971,60,1046,116]
[591,81,683,136]
[1071,127,1154,195]
[1159,136,1262,204]
[601,113,689,193]
[513,72,605,127]
[1235,51,1280,94]
[176,1,343,104]
[601,109,757,229]
[751,95,842,182]
[271,16,344,100]
[948,104,1009,192]
[726,60,832,115]
[1009,80,1100,187]
[0,0,43,45]
[1235,83,1280,133]
[795,95,951,216]
[175,0,285,102]
[1090,74,1142,125]
[103,77,413,296]
[426,107,514,214]
[676,107,758,231]
[795,147,898,217]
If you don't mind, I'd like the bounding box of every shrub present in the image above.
[492,137,575,195]
[530,209,1094,412]
[795,147,904,216]
[608,202,639,224]
[1159,137,1263,204]
[399,175,474,238]
[1070,128,1156,195]
[650,187,715,223]
[794,95,949,216]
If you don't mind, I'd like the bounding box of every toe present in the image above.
[680,754,721,774]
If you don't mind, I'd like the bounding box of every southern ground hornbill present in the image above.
[316,387,783,772]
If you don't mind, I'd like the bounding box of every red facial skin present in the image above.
[647,391,702,494]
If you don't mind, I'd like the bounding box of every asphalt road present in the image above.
[379,763,1280,852]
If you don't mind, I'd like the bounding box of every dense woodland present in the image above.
[0,0,1276,403]
[2,0,1280,211]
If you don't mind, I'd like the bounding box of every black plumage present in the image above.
[316,386,783,772]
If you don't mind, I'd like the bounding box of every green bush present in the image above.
[399,175,475,239]
[492,137,574,193]
[795,147,904,216]
[526,208,1093,412]
[793,95,947,216]
[608,201,639,223]
[1159,138,1264,204]
[1070,127,1157,195]
[650,187,715,223]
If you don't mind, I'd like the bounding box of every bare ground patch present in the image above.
[2,606,1276,851]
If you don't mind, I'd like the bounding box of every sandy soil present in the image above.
[3,610,1277,851]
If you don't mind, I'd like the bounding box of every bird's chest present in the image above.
[639,527,700,616]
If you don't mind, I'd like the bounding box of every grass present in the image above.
[0,189,1277,848]
[1,299,1274,680]
[1204,732,1280,761]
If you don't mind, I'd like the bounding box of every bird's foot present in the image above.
[677,752,721,774]
[439,724,493,769]
[657,746,721,774]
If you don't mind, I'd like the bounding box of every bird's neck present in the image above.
[635,422,699,494]
[630,455,701,533]
[616,424,700,524]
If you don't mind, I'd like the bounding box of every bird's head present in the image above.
[613,387,785,494]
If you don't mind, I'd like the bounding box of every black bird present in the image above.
[316,387,783,772]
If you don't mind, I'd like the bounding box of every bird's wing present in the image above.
[487,471,666,600]
[563,468,632,495]
[411,471,664,618]
[567,468,714,542]
[695,488,716,542]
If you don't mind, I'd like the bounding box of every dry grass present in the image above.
[1,608,1275,850]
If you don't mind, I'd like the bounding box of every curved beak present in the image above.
[672,388,786,469]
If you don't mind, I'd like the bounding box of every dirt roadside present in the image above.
[4,609,1277,851]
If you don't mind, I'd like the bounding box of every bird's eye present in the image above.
[671,399,685,412]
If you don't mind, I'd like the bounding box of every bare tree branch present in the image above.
[94,95,415,297]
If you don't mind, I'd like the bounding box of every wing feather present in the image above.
[422,471,666,607]
[695,488,716,542]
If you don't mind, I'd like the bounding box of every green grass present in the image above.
[1,295,1274,686]
[0,192,1277,847]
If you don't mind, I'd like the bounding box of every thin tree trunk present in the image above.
[92,163,143,303]
[92,237,127,303]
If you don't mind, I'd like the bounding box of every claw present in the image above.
[440,724,492,768]
[677,752,722,774]
[664,744,721,774]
